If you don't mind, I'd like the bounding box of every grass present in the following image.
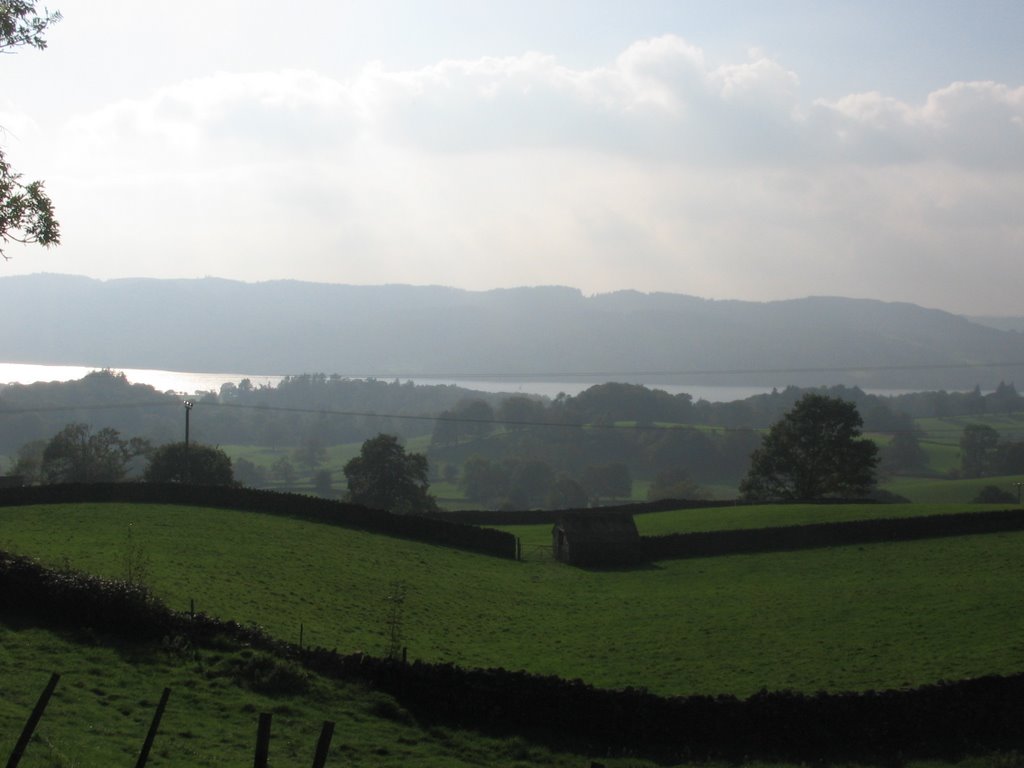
[2,502,1023,700]
[501,502,1020,554]
[7,626,1018,768]
[907,413,1024,477]
[885,475,1024,504]
[633,501,1020,534]
[0,620,630,768]
[915,412,1024,443]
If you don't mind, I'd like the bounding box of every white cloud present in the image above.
[816,81,1024,167]
[51,37,1024,172]
[60,70,355,174]
[712,50,800,112]
[10,36,1024,315]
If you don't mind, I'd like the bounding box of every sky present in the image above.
[1,0,1022,316]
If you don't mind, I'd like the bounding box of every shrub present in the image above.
[222,651,310,696]
[973,485,1017,503]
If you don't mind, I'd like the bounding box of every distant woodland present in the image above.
[2,370,1022,508]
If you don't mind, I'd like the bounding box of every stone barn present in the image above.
[552,511,644,567]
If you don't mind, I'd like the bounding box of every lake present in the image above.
[0,362,789,402]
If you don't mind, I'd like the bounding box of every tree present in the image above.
[740,394,879,501]
[582,463,632,502]
[497,395,546,431]
[455,399,495,440]
[9,438,46,484]
[234,457,268,488]
[986,381,1020,415]
[881,429,928,474]
[646,467,707,501]
[995,441,1024,475]
[312,469,332,497]
[461,456,508,505]
[344,434,437,514]
[430,410,461,447]
[293,436,326,472]
[505,459,555,509]
[960,423,999,478]
[1,2,61,258]
[41,423,149,483]
[271,455,296,485]
[547,473,589,509]
[143,442,234,485]
[972,485,1016,504]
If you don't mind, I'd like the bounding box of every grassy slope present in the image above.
[1,622,1016,768]
[2,503,1023,700]
[0,621,618,768]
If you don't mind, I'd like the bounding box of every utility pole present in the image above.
[183,400,194,483]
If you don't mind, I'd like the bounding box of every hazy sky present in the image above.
[2,0,1022,315]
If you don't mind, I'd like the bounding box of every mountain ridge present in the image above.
[2,274,1021,389]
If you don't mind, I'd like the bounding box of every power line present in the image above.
[0,397,1021,438]
[0,401,178,414]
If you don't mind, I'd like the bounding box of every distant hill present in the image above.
[2,274,1023,390]
[966,315,1024,333]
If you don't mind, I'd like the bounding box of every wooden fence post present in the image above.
[253,712,272,768]
[134,687,171,768]
[6,672,60,768]
[311,721,335,768]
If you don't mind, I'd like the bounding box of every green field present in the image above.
[503,501,1022,556]
[2,502,1023,700]
[2,625,1017,768]
[0,622,616,768]
[910,413,1024,476]
[884,474,1023,504]
[3,500,1024,767]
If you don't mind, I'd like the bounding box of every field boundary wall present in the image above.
[0,483,517,559]
[641,507,1024,560]
[1,548,1021,764]
[430,498,739,526]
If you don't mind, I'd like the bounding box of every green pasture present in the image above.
[0,622,619,768]
[915,412,1024,443]
[501,502,1019,555]
[916,440,961,475]
[905,412,1024,475]
[4,629,1013,768]
[2,502,1023,701]
[221,443,363,471]
[884,474,1024,504]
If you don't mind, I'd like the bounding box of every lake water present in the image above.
[0,362,788,402]
[0,363,284,396]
